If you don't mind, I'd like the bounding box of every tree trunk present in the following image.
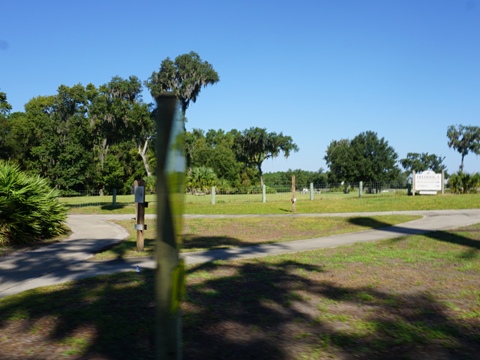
[138,137,152,177]
[98,138,109,170]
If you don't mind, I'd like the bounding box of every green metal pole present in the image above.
[154,94,185,360]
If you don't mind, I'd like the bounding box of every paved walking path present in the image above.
[1,210,480,299]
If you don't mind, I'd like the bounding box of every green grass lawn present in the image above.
[1,223,479,359]
[64,192,480,215]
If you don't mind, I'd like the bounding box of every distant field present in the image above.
[62,192,480,215]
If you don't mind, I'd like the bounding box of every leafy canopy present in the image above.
[145,51,219,116]
[446,124,480,172]
[234,127,299,178]
[325,131,399,184]
[400,152,447,175]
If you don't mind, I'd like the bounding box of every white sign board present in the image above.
[414,171,442,191]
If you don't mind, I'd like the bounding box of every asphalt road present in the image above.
[1,210,479,299]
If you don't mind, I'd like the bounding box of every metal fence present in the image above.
[60,181,448,208]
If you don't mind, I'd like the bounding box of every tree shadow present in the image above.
[183,234,258,251]
[0,270,156,359]
[100,203,129,211]
[182,260,480,359]
[348,217,480,255]
[63,203,130,210]
[0,257,479,359]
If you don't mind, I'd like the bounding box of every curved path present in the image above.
[1,210,479,299]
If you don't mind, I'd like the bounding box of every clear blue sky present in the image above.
[1,0,479,174]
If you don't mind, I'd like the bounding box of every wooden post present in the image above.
[310,182,314,201]
[441,170,445,195]
[291,175,296,213]
[135,179,146,251]
[412,171,416,196]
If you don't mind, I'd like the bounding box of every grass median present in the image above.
[90,215,421,260]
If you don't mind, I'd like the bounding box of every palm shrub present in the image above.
[0,161,67,245]
[186,166,217,194]
[449,171,480,194]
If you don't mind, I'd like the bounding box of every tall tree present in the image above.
[400,152,447,175]
[325,131,399,185]
[89,76,153,182]
[0,91,12,159]
[446,124,480,172]
[145,51,219,126]
[324,139,352,183]
[185,128,242,187]
[234,127,299,185]
[0,91,11,116]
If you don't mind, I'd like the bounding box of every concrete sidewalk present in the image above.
[1,210,480,299]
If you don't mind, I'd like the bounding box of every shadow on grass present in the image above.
[99,234,252,259]
[183,260,480,359]
[63,203,131,210]
[1,258,479,359]
[183,234,253,250]
[101,203,129,211]
[348,217,480,253]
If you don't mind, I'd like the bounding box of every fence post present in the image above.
[211,186,216,205]
[412,171,416,196]
[441,170,445,195]
[359,181,363,198]
[291,175,296,212]
[112,188,117,207]
[262,184,266,203]
[310,182,314,201]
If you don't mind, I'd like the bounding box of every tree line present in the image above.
[0,52,299,195]
[1,51,479,195]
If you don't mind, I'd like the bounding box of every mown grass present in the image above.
[1,224,479,359]
[91,215,420,260]
[64,192,480,215]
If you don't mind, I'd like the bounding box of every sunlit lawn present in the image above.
[63,192,480,215]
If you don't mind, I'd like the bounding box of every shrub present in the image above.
[449,171,480,194]
[249,185,277,194]
[0,161,67,245]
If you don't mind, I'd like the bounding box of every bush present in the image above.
[249,185,277,194]
[0,162,67,245]
[449,171,480,194]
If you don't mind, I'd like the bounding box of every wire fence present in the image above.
[59,181,419,208]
